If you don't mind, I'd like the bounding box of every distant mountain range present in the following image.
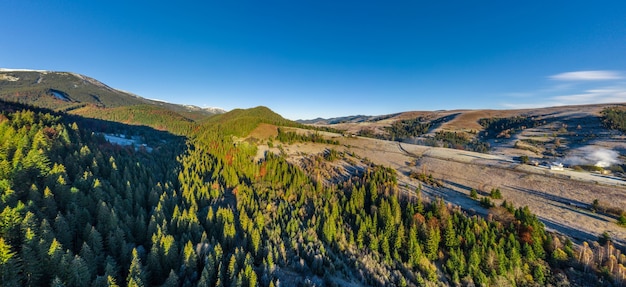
[0,68,225,120]
[297,113,401,125]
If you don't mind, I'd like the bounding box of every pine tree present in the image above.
[92,275,121,287]
[107,275,120,287]
[0,237,21,286]
[21,231,43,287]
[127,248,146,287]
[393,224,405,261]
[425,226,441,260]
[251,228,261,256]
[47,238,64,279]
[160,270,179,287]
[69,255,91,286]
[244,264,257,287]
[228,253,238,284]
[50,276,66,287]
[0,206,22,247]
[80,242,97,280]
[443,219,458,249]
[416,186,424,214]
[408,226,422,267]
[468,248,480,275]
[198,262,214,287]
[533,264,546,285]
[380,236,391,263]
[104,256,120,283]
[183,240,198,270]
[53,213,72,250]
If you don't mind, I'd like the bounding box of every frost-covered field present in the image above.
[104,134,153,152]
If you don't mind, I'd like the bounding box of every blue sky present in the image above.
[2,1,625,120]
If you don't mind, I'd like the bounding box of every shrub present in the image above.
[618,213,626,227]
[519,155,529,164]
[470,188,478,199]
[490,188,503,199]
[480,197,494,208]
[598,231,611,246]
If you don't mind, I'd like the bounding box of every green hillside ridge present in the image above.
[200,106,301,137]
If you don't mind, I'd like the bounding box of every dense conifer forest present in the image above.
[0,100,625,286]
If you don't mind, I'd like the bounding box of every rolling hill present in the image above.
[308,104,626,160]
[200,106,301,137]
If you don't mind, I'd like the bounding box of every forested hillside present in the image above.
[69,105,198,135]
[199,106,300,137]
[0,70,223,122]
[1,100,624,286]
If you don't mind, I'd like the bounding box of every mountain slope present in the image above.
[0,69,224,120]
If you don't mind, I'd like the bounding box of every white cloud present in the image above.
[549,70,622,81]
[552,87,626,104]
[501,70,626,109]
[501,86,626,109]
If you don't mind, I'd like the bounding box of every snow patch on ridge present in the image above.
[0,74,19,81]
[0,68,48,73]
